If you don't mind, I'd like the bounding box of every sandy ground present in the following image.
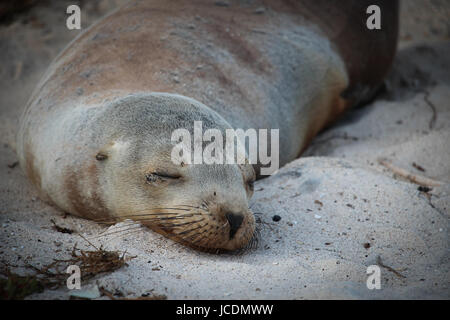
[0,1,448,299]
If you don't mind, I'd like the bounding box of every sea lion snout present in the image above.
[225,212,244,240]
[220,209,255,252]
[184,185,255,251]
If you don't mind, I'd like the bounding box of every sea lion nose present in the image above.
[225,212,244,239]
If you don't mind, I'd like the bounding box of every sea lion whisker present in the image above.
[121,211,191,217]
[157,218,205,229]
[131,211,205,222]
[183,227,210,244]
[139,213,201,220]
[248,232,259,250]
[120,207,207,217]
[173,204,203,209]
[97,220,140,233]
[134,215,204,224]
[94,215,206,239]
[94,227,143,240]
[104,228,147,243]
[131,206,198,212]
[121,214,191,221]
[193,235,215,249]
[104,206,201,219]
[93,225,144,239]
[93,211,193,222]
[154,215,194,220]
[200,200,209,209]
[184,229,213,247]
[94,219,124,225]
[175,225,205,237]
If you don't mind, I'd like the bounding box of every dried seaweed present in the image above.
[99,287,166,300]
[26,243,135,290]
[1,239,135,299]
[50,219,74,234]
[0,268,44,300]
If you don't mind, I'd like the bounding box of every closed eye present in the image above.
[153,172,181,179]
[146,172,181,183]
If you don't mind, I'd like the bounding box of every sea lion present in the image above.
[17,0,398,251]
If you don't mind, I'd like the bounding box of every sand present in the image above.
[0,0,448,299]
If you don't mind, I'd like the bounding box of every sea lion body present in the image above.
[17,0,398,251]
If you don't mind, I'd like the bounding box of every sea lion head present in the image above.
[95,93,256,252]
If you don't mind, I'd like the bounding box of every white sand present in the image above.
[0,0,448,299]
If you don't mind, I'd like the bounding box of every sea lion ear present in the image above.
[95,140,130,161]
[95,152,108,161]
[95,142,112,161]
[95,144,112,161]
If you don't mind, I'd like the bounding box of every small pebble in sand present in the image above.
[418,186,431,193]
[314,200,323,207]
[314,214,321,219]
[215,1,230,7]
[253,7,265,14]
[272,215,281,222]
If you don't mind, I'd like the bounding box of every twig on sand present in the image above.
[310,132,359,146]
[378,158,444,187]
[13,61,23,81]
[423,90,437,130]
[376,256,406,279]
[99,287,166,300]
[412,162,426,172]
[7,161,19,169]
